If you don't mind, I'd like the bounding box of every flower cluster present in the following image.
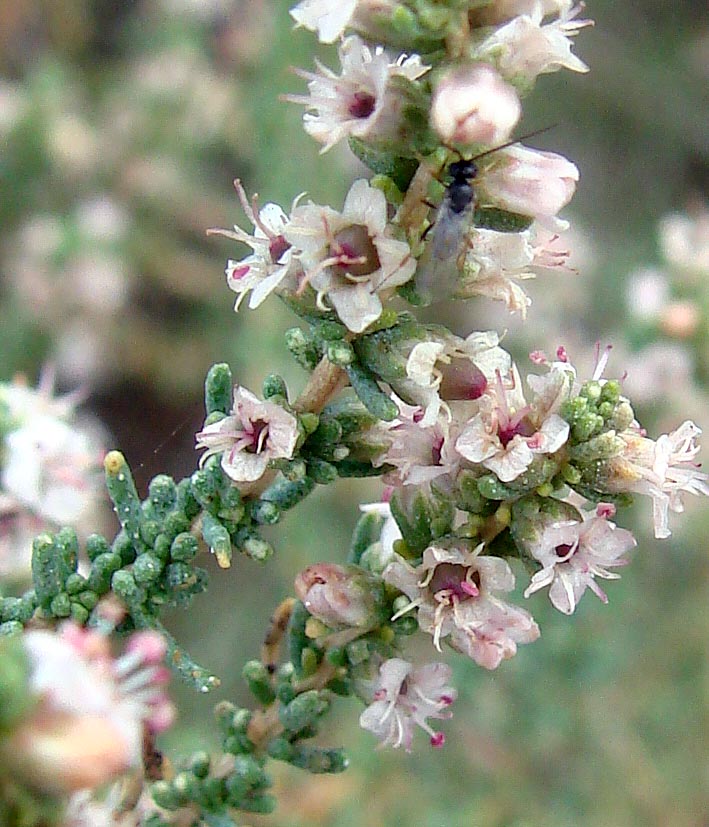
[0,370,104,580]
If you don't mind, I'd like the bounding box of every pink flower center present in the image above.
[429,563,480,602]
[348,90,376,120]
[330,225,381,278]
[269,235,291,263]
[497,415,535,447]
[243,418,269,453]
[554,542,576,562]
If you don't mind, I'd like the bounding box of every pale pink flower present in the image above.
[285,36,429,153]
[294,562,386,628]
[359,658,456,751]
[460,225,571,317]
[290,0,359,43]
[375,399,461,487]
[476,4,592,83]
[523,512,636,614]
[455,363,571,483]
[384,545,539,669]
[5,624,173,794]
[430,64,521,146]
[402,330,511,425]
[196,386,299,483]
[479,144,579,230]
[604,420,709,539]
[284,178,416,332]
[207,180,298,310]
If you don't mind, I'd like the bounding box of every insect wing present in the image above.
[414,201,470,305]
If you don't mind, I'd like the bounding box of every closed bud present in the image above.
[431,64,521,146]
[294,563,387,629]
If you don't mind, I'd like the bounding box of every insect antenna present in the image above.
[467,124,557,164]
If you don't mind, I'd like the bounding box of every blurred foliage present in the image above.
[0,0,708,825]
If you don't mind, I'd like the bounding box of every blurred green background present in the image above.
[1,1,707,825]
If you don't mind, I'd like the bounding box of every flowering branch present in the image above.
[1,2,707,826]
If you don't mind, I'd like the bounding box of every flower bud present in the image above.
[431,64,521,146]
[481,145,578,228]
[294,563,387,629]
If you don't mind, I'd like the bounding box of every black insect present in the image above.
[414,127,552,305]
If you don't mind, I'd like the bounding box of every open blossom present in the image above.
[479,144,579,230]
[402,330,512,426]
[284,178,416,332]
[375,398,461,487]
[430,64,521,146]
[4,624,173,794]
[460,225,571,317]
[359,658,456,751]
[602,420,709,539]
[207,180,299,310]
[455,363,571,483]
[196,386,299,484]
[475,3,592,83]
[523,511,636,614]
[284,36,428,153]
[384,545,539,669]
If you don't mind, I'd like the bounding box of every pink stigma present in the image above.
[430,732,445,748]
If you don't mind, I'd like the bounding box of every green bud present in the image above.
[242,660,276,705]
[289,745,349,774]
[77,590,98,610]
[85,533,111,562]
[64,573,86,595]
[306,458,338,484]
[262,373,288,400]
[104,451,143,548]
[239,533,274,562]
[201,513,232,569]
[87,551,122,593]
[163,511,191,540]
[348,508,385,565]
[49,592,71,617]
[148,474,177,517]
[170,532,199,562]
[266,737,294,762]
[133,552,164,585]
[0,621,23,636]
[189,751,211,779]
[285,327,320,370]
[317,321,348,341]
[279,690,329,733]
[251,500,281,525]
[140,519,161,548]
[205,363,233,416]
[176,477,201,520]
[260,475,315,511]
[111,569,143,606]
[346,639,370,665]
[112,530,137,565]
[326,340,355,366]
[69,602,89,624]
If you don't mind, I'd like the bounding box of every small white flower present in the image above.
[403,330,512,425]
[285,179,416,332]
[208,180,299,310]
[384,545,539,669]
[290,0,359,43]
[359,658,456,751]
[460,225,571,317]
[523,512,636,614]
[285,36,429,153]
[196,385,299,483]
[478,144,579,230]
[605,420,709,539]
[455,363,571,483]
[476,3,592,83]
[375,399,460,487]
